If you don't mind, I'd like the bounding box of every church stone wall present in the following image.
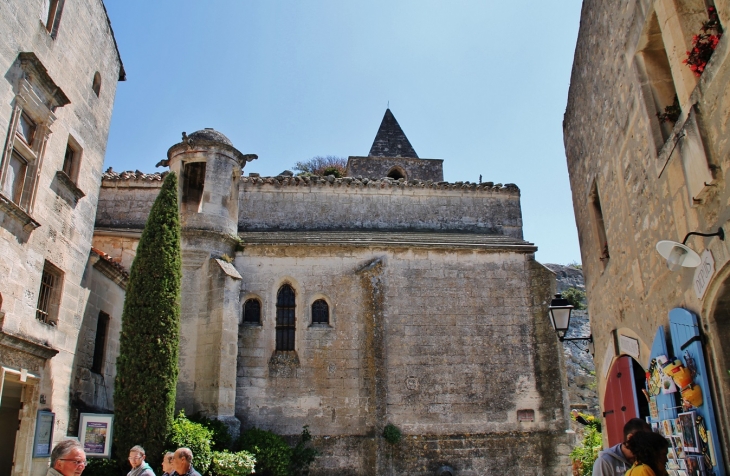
[95,172,165,230]
[96,174,525,237]
[346,156,444,182]
[239,177,523,238]
[235,243,569,474]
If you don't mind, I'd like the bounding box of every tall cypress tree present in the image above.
[113,172,181,466]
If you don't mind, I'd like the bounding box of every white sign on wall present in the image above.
[602,341,616,379]
[618,334,640,359]
[693,249,715,299]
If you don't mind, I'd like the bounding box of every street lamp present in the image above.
[656,228,724,272]
[548,293,594,354]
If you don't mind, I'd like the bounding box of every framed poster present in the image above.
[79,413,114,458]
[678,411,700,453]
[32,411,55,457]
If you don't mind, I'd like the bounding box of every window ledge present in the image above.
[309,323,332,329]
[241,321,262,327]
[56,171,85,200]
[0,193,40,231]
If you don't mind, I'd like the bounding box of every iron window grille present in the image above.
[276,285,295,351]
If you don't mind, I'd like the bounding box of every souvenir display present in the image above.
[649,397,659,420]
[667,448,680,470]
[662,419,673,436]
[683,350,697,379]
[682,384,703,409]
[648,358,664,396]
[685,456,700,476]
[662,373,678,394]
[664,359,693,388]
[678,412,700,453]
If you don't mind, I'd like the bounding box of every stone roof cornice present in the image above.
[241,175,520,194]
[238,230,536,252]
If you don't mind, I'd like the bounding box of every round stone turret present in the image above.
[188,128,233,146]
[167,128,257,235]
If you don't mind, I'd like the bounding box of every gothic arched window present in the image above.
[311,299,329,324]
[243,298,261,324]
[276,284,296,350]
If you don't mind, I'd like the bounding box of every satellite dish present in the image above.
[656,240,702,271]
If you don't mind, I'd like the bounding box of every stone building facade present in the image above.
[564,0,730,472]
[0,0,124,474]
[93,111,572,475]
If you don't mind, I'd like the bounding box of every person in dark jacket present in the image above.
[171,448,201,476]
[592,418,652,476]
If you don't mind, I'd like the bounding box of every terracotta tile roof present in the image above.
[101,168,167,181]
[90,247,129,279]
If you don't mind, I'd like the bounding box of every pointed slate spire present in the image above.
[368,109,418,158]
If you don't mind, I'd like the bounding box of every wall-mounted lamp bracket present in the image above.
[682,228,724,245]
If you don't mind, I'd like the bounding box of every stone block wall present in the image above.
[95,171,165,230]
[564,0,730,456]
[346,156,444,181]
[239,176,524,238]
[0,1,122,472]
[235,243,569,474]
[68,252,127,432]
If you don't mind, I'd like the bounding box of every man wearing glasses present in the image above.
[128,445,155,476]
[48,440,87,476]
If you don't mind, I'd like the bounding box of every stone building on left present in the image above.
[0,1,124,474]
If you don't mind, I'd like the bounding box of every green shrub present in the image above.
[113,172,182,467]
[570,423,602,476]
[290,426,318,476]
[237,428,291,476]
[190,412,232,451]
[167,410,214,474]
[562,287,587,310]
[322,166,342,178]
[83,458,123,476]
[210,450,256,476]
[382,424,402,445]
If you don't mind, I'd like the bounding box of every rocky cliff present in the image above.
[544,264,598,415]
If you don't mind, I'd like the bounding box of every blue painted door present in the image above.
[648,326,678,423]
[669,308,726,476]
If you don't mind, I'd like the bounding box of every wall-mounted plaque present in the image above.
[618,334,640,359]
[32,411,55,458]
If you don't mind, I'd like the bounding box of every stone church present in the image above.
[0,1,571,474]
[88,110,571,475]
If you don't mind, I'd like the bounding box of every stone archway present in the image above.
[387,166,406,180]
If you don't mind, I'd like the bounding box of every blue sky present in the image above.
[103,0,584,265]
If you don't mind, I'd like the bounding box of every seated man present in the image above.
[172,447,202,476]
[47,440,87,476]
[592,418,652,476]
